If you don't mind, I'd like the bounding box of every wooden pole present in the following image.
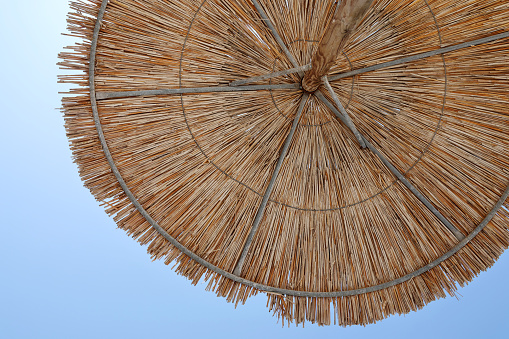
[302,0,375,92]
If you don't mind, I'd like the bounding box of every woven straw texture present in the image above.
[60,0,509,326]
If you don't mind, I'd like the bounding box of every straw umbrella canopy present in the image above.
[60,0,509,326]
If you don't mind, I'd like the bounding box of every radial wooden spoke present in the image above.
[250,0,303,76]
[316,93,466,241]
[230,64,311,87]
[95,83,301,100]
[321,76,366,148]
[329,31,509,81]
[233,93,310,276]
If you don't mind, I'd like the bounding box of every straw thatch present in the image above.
[59,0,509,326]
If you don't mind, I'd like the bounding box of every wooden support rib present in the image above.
[321,76,366,148]
[233,93,310,276]
[315,92,466,241]
[329,30,509,81]
[250,0,303,76]
[95,83,301,100]
[229,65,311,87]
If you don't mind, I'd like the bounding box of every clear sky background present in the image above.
[1,1,508,338]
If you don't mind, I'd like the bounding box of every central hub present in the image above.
[302,72,321,93]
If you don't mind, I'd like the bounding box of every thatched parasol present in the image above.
[59,0,509,326]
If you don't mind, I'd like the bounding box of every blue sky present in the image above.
[1,1,508,338]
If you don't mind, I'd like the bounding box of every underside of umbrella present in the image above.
[60,0,509,326]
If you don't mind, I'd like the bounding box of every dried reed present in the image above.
[60,0,509,326]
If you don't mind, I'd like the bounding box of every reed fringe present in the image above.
[60,0,509,326]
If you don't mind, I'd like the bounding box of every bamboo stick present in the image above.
[96,83,301,99]
[233,93,310,276]
[321,75,366,148]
